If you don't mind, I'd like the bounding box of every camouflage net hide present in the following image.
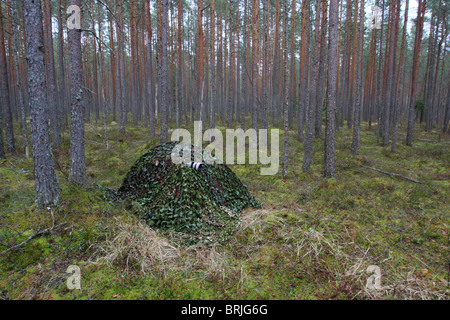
[106,142,261,243]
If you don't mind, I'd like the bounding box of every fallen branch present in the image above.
[359,165,425,184]
[0,222,68,255]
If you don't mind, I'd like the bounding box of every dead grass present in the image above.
[92,215,248,286]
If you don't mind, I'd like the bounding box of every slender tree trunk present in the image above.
[210,0,216,132]
[177,0,184,133]
[251,0,260,135]
[315,0,328,138]
[146,0,155,137]
[0,4,15,153]
[442,83,450,133]
[382,0,399,145]
[261,0,270,130]
[376,0,385,143]
[282,0,289,179]
[324,0,338,178]
[217,1,223,125]
[4,0,17,123]
[272,0,281,127]
[241,0,248,129]
[56,0,67,129]
[108,7,116,122]
[297,0,309,142]
[159,0,169,142]
[91,10,99,123]
[11,1,29,158]
[347,0,359,130]
[303,0,321,172]
[130,0,138,125]
[196,0,204,125]
[43,0,62,148]
[118,0,127,134]
[391,0,408,152]
[97,0,108,149]
[406,0,426,146]
[350,0,365,154]
[289,0,297,130]
[227,3,234,128]
[68,0,86,186]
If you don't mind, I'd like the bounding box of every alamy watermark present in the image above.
[170,121,280,175]
[365,265,382,290]
[367,5,382,30]
[66,265,81,290]
[67,5,81,30]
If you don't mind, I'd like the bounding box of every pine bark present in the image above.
[272,0,281,127]
[24,0,60,205]
[315,0,328,138]
[324,0,338,178]
[159,0,169,142]
[350,0,365,154]
[406,0,426,146]
[391,0,408,152]
[289,0,297,130]
[177,0,184,132]
[56,0,67,128]
[303,0,321,172]
[146,0,155,137]
[68,0,86,186]
[282,0,289,179]
[0,4,15,153]
[251,0,260,134]
[43,0,62,148]
[297,0,309,141]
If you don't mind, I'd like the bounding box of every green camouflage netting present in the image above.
[105,142,261,243]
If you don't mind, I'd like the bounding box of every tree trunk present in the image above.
[261,0,270,130]
[43,0,62,148]
[0,4,15,153]
[24,0,60,205]
[56,0,67,129]
[272,0,281,127]
[241,0,248,129]
[289,0,297,130]
[68,0,86,186]
[159,0,169,142]
[324,0,338,178]
[118,0,127,134]
[391,0,408,152]
[227,3,234,128]
[297,0,309,141]
[315,0,328,138]
[406,0,426,146]
[303,0,321,172]
[146,0,155,137]
[251,0,260,135]
[350,0,365,154]
[282,0,289,179]
[177,0,183,133]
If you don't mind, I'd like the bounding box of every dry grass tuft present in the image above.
[93,216,182,275]
[92,216,247,285]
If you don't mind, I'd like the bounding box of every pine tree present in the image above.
[24,0,60,205]
[68,0,86,186]
[324,0,338,178]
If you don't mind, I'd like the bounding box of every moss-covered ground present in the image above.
[0,117,449,300]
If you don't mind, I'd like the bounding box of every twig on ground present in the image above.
[359,165,425,184]
[0,223,68,255]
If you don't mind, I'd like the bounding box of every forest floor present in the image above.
[0,117,449,300]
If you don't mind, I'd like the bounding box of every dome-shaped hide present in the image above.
[113,142,261,243]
